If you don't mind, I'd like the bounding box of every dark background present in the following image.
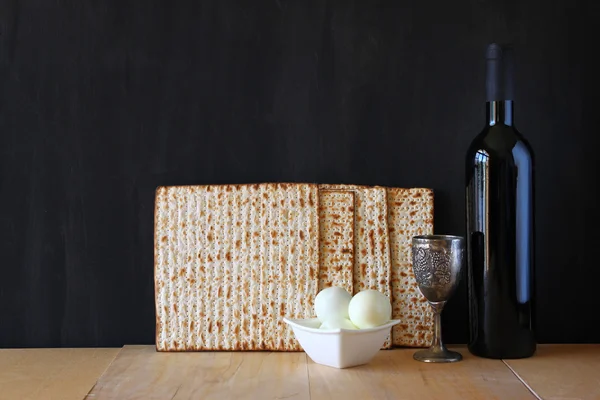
[0,0,597,348]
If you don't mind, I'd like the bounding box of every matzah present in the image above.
[154,183,320,351]
[387,188,435,347]
[318,184,393,349]
[317,190,354,294]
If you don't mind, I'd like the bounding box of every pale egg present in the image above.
[314,286,352,322]
[319,316,358,330]
[348,289,392,329]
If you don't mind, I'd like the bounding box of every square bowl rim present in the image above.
[283,317,401,335]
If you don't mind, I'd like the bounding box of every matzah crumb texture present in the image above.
[387,188,435,347]
[318,184,393,349]
[154,183,320,351]
[317,190,354,294]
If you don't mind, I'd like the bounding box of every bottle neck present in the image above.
[486,100,513,126]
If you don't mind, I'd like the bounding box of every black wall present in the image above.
[1,0,597,348]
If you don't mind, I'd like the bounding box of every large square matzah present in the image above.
[154,183,320,351]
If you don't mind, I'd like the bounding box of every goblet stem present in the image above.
[430,301,447,353]
[412,300,462,362]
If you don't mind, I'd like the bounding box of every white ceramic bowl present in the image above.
[283,317,401,369]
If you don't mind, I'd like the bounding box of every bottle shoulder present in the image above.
[467,124,534,160]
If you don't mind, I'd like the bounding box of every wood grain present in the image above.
[86,345,539,399]
[308,345,535,400]
[87,345,310,399]
[3,345,599,399]
[504,345,600,400]
[0,348,119,400]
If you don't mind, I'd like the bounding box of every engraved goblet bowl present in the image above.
[412,234,465,363]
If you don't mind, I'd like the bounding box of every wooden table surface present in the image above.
[0,348,120,400]
[1,345,598,399]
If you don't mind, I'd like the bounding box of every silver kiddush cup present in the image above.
[411,235,465,363]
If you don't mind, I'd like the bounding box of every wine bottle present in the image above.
[465,43,536,359]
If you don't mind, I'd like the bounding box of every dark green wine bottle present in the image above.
[465,43,536,359]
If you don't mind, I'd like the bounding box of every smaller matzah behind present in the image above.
[318,184,393,349]
[317,190,354,294]
[388,188,435,347]
[154,183,320,352]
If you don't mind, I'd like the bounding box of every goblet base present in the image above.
[413,348,462,363]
